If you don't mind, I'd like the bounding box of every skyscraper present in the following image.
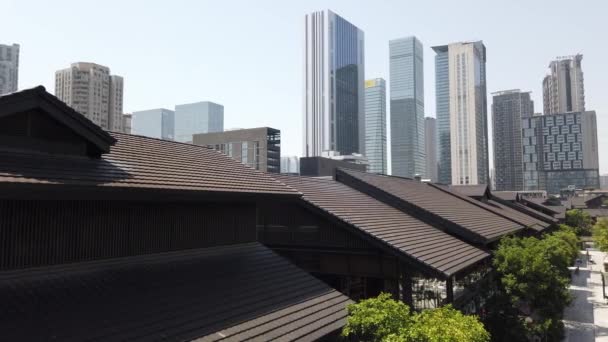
[174,101,223,143]
[543,55,585,115]
[0,44,19,95]
[55,62,126,132]
[492,90,534,191]
[522,111,599,194]
[433,41,488,185]
[132,108,175,140]
[303,10,365,157]
[390,36,425,178]
[424,117,438,182]
[364,78,387,174]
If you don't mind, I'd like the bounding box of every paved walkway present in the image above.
[563,249,608,341]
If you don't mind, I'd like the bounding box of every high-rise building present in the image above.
[132,108,175,140]
[303,10,365,157]
[174,101,223,143]
[364,78,387,174]
[543,55,585,115]
[492,90,534,191]
[55,62,126,132]
[280,156,300,174]
[433,41,488,185]
[390,36,425,178]
[600,174,608,190]
[0,43,19,95]
[122,114,132,134]
[522,111,599,194]
[193,127,280,173]
[424,117,438,182]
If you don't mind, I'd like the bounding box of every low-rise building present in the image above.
[193,127,280,173]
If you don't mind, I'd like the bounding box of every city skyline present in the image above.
[5,0,607,173]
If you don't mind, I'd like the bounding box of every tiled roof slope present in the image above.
[493,191,519,201]
[493,199,558,225]
[448,184,489,198]
[0,132,298,196]
[275,175,489,278]
[485,199,549,232]
[337,169,524,243]
[0,243,351,341]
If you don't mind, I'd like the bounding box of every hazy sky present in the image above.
[5,0,607,173]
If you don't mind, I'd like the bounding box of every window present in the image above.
[241,142,248,164]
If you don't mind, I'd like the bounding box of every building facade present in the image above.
[132,108,175,140]
[600,174,608,190]
[174,101,223,143]
[424,117,438,182]
[122,113,132,134]
[390,36,425,178]
[364,78,387,174]
[543,55,585,115]
[522,111,599,194]
[280,156,300,174]
[193,127,280,173]
[0,43,19,95]
[492,90,534,191]
[433,42,488,185]
[303,10,365,157]
[55,62,126,132]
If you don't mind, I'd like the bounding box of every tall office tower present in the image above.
[174,101,223,143]
[132,108,175,140]
[303,10,365,157]
[492,90,534,191]
[390,36,425,178]
[55,62,125,132]
[122,114,132,134]
[522,111,599,194]
[0,44,19,95]
[424,117,438,182]
[280,156,300,174]
[364,78,387,174]
[543,54,585,115]
[433,41,488,185]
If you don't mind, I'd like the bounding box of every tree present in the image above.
[565,209,593,235]
[403,305,490,342]
[342,293,489,342]
[492,235,572,341]
[341,293,412,341]
[593,218,608,252]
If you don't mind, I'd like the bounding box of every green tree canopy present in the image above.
[566,209,593,235]
[593,218,608,252]
[342,293,489,342]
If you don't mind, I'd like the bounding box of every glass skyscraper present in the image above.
[433,41,488,185]
[132,108,175,140]
[364,78,387,174]
[424,117,438,182]
[174,101,224,143]
[491,90,533,191]
[389,36,425,178]
[303,10,365,157]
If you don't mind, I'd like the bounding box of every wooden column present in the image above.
[446,277,454,303]
[400,263,413,306]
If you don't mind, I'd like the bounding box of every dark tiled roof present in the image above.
[485,199,549,232]
[0,86,116,153]
[275,175,489,278]
[449,184,489,198]
[336,169,524,243]
[583,209,608,218]
[494,199,558,225]
[493,191,520,201]
[0,242,351,341]
[0,132,298,197]
[523,198,566,215]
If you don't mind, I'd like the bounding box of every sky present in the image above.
[5,0,608,173]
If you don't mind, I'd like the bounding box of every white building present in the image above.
[55,62,126,132]
[433,41,488,185]
[303,10,365,157]
[0,44,19,95]
[543,55,585,115]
